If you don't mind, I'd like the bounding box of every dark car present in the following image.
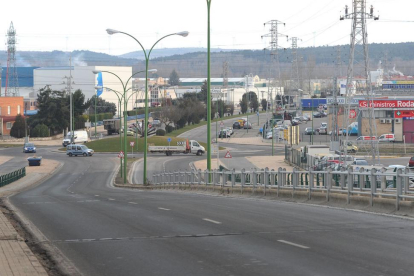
[23,143,36,153]
[408,157,414,168]
[304,127,316,135]
[233,121,241,129]
[313,112,323,118]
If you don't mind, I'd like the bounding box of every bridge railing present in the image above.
[152,167,414,210]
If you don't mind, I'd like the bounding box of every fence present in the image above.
[152,167,414,210]
[0,167,26,187]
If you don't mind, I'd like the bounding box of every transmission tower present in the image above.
[289,37,302,115]
[222,61,229,103]
[341,1,379,163]
[262,20,288,112]
[5,22,19,97]
[330,47,342,149]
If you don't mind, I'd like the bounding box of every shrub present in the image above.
[32,124,49,137]
[156,129,166,136]
[165,125,174,133]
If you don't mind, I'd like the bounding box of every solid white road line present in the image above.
[203,218,222,224]
[277,240,309,249]
[158,207,170,211]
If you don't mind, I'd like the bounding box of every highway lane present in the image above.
[2,146,414,275]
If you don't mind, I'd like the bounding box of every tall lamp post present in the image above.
[93,69,151,183]
[106,28,188,184]
[207,0,212,174]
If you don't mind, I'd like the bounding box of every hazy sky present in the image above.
[1,0,413,56]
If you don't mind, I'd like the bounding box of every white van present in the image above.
[66,144,94,157]
[378,133,395,142]
[62,131,89,147]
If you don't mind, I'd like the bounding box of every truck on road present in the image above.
[103,119,121,135]
[148,139,205,156]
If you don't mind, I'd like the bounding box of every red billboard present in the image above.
[359,100,414,108]
[395,110,414,118]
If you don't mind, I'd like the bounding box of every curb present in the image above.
[3,161,83,276]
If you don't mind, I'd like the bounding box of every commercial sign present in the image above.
[359,100,414,108]
[395,110,414,118]
[326,97,360,105]
[349,109,357,119]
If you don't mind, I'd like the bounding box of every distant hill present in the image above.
[119,47,238,60]
[0,43,413,78]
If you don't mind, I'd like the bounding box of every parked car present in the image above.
[318,127,327,135]
[407,157,414,168]
[378,133,395,142]
[302,115,311,121]
[328,128,343,135]
[313,112,323,118]
[23,143,36,153]
[152,119,161,127]
[226,127,234,135]
[352,159,369,166]
[243,122,252,129]
[233,121,241,129]
[304,127,316,135]
[218,130,230,138]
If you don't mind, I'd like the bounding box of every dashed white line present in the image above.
[158,207,170,211]
[277,240,309,249]
[94,195,100,197]
[128,202,138,205]
[108,198,115,201]
[203,218,222,224]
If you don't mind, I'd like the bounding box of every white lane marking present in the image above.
[277,240,309,249]
[158,207,170,211]
[95,195,100,197]
[108,198,115,201]
[203,218,222,224]
[129,202,138,205]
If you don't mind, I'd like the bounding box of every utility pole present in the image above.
[341,0,379,164]
[63,57,75,143]
[289,37,302,115]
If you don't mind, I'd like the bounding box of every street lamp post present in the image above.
[207,0,212,174]
[106,28,188,184]
[93,69,151,183]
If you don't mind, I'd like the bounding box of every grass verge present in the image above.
[167,111,265,137]
[85,136,219,152]
[0,144,22,148]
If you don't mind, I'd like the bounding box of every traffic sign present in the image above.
[167,137,172,143]
[224,151,232,158]
[349,109,357,119]
[118,151,124,158]
[130,141,135,147]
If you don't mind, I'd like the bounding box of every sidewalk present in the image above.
[217,136,286,147]
[193,155,294,172]
[0,158,60,275]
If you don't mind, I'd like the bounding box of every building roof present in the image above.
[35,66,74,70]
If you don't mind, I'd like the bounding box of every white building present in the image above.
[34,66,134,111]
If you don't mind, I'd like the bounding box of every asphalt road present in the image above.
[4,145,414,276]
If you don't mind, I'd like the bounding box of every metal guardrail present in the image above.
[0,167,26,187]
[152,167,414,210]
